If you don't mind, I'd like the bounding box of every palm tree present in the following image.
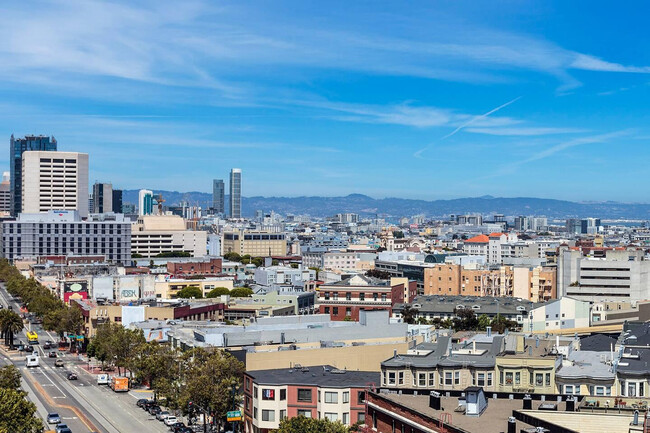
[0,310,23,347]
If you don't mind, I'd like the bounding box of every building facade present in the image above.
[1,210,131,263]
[317,274,397,321]
[92,182,113,214]
[138,189,154,216]
[222,230,286,257]
[131,215,207,257]
[0,171,10,214]
[212,179,225,214]
[21,151,89,218]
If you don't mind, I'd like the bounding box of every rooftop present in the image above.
[246,365,379,388]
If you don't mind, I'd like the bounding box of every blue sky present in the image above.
[2,1,650,202]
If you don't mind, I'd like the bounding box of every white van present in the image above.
[97,373,109,385]
[26,354,39,368]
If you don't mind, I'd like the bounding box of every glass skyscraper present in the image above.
[10,134,57,216]
[212,179,225,214]
[229,168,241,219]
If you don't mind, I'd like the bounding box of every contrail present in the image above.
[414,96,522,158]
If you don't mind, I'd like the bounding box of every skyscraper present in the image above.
[112,189,123,213]
[21,151,89,217]
[92,182,113,213]
[10,134,57,216]
[229,168,241,219]
[0,172,10,215]
[212,179,225,214]
[138,189,154,216]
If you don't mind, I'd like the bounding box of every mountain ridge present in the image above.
[121,190,650,219]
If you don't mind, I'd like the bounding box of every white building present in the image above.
[254,266,316,287]
[21,151,89,218]
[131,215,207,258]
[138,189,153,216]
[523,297,591,332]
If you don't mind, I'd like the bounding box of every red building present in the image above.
[317,275,416,321]
[243,365,379,433]
[166,257,222,276]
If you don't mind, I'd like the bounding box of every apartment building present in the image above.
[317,274,398,321]
[243,366,378,432]
[166,257,222,276]
[0,172,10,215]
[154,276,235,298]
[423,263,513,297]
[222,229,286,257]
[1,210,131,263]
[523,297,590,333]
[254,266,315,287]
[131,215,207,257]
[22,151,89,217]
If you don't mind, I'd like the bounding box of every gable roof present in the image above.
[465,234,489,243]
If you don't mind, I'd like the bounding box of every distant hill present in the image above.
[121,190,650,219]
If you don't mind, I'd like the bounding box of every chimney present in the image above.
[486,326,492,337]
[523,395,532,410]
[566,396,576,412]
[507,416,516,433]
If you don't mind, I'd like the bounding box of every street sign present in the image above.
[227,410,242,421]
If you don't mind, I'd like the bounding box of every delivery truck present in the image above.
[26,354,39,368]
[110,376,129,392]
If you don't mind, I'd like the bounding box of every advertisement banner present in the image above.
[63,280,89,303]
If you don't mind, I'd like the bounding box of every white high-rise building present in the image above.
[21,151,89,218]
[229,168,242,219]
[0,172,10,215]
[138,189,154,216]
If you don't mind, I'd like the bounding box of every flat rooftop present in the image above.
[247,365,379,388]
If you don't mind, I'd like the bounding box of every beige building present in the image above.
[0,172,10,215]
[22,151,89,217]
[131,215,207,257]
[222,229,286,257]
[423,264,513,297]
[513,266,557,302]
[154,276,234,299]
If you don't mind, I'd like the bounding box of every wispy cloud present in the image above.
[464,126,585,136]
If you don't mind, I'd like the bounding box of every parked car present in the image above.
[43,341,53,349]
[58,428,72,433]
[55,423,69,432]
[171,422,186,432]
[54,359,64,367]
[49,352,57,358]
[143,401,157,410]
[156,410,170,421]
[46,413,61,424]
[67,372,78,380]
[24,345,34,353]
[136,399,151,408]
[149,405,162,415]
[164,416,178,426]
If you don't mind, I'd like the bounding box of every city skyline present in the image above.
[2,2,650,201]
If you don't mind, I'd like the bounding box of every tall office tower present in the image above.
[22,151,89,217]
[92,182,113,213]
[212,179,225,214]
[229,168,242,219]
[112,189,123,213]
[138,189,154,216]
[10,134,57,216]
[0,172,10,214]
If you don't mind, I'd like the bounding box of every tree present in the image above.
[0,366,21,390]
[206,287,231,298]
[393,230,404,239]
[176,286,203,299]
[490,315,518,334]
[477,314,491,331]
[131,342,178,401]
[229,287,253,298]
[452,308,479,331]
[365,269,391,280]
[400,305,419,324]
[223,252,241,262]
[278,416,350,433]
[0,388,43,433]
[0,310,23,347]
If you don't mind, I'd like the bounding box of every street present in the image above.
[0,283,173,433]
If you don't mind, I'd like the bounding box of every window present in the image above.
[297,410,311,418]
[454,371,460,385]
[535,374,543,386]
[358,391,365,403]
[280,410,287,420]
[343,391,349,403]
[358,412,366,423]
[324,392,338,404]
[359,293,365,301]
[515,372,521,385]
[398,372,404,385]
[343,412,349,425]
[254,386,258,399]
[505,372,513,385]
[500,371,504,385]
[418,373,426,387]
[262,389,275,400]
[429,372,435,386]
[487,372,493,387]
[564,385,574,395]
[254,407,257,420]
[324,413,338,422]
[545,373,551,386]
[333,307,339,315]
[445,372,452,385]
[388,372,396,385]
[262,410,275,421]
[476,372,485,387]
[280,389,286,400]
[346,292,352,300]
[297,389,312,402]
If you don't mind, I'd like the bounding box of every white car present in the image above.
[164,416,178,426]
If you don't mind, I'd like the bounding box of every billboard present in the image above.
[92,276,114,300]
[141,275,156,300]
[63,280,89,303]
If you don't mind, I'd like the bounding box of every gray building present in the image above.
[212,179,225,214]
[92,182,113,213]
[10,134,57,216]
[229,168,241,219]
[112,189,123,213]
[1,210,132,263]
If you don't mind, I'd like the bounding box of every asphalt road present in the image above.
[0,283,173,433]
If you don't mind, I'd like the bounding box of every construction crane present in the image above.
[154,193,165,215]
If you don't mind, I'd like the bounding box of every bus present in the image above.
[26,331,38,345]
[26,354,39,367]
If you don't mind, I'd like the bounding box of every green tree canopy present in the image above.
[0,388,43,433]
[278,416,351,433]
[229,287,253,298]
[0,366,21,390]
[223,252,241,262]
[206,287,231,298]
[175,286,203,299]
[0,310,23,347]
